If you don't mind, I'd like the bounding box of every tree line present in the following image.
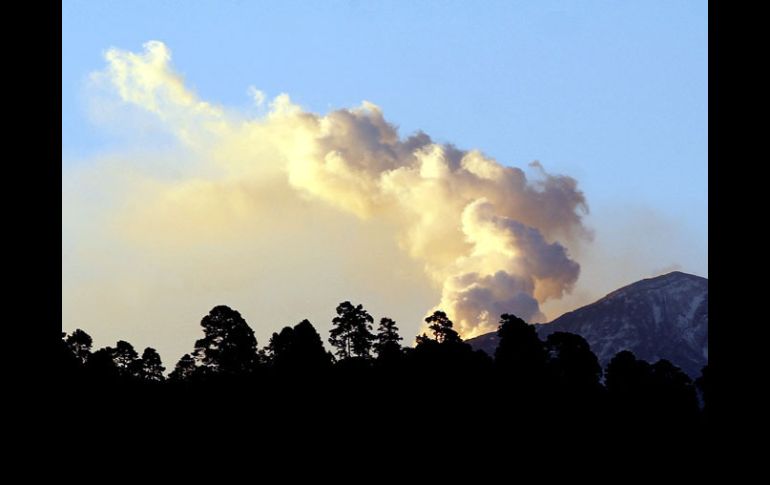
[60,302,709,438]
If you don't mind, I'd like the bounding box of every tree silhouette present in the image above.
[268,327,294,365]
[86,346,121,381]
[169,353,197,382]
[328,301,374,360]
[424,311,461,344]
[494,313,546,376]
[65,329,93,364]
[604,350,654,427]
[414,333,432,346]
[60,332,81,377]
[544,331,602,392]
[268,319,332,372]
[193,305,259,376]
[137,347,165,382]
[58,300,707,438]
[605,350,651,396]
[648,359,699,425]
[112,340,140,377]
[374,317,403,361]
[410,310,488,386]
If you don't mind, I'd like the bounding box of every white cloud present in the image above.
[63,41,592,360]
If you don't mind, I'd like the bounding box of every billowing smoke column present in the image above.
[89,41,589,338]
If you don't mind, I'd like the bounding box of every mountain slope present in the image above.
[466,271,708,377]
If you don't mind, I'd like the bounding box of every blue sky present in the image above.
[63,1,707,245]
[62,1,707,351]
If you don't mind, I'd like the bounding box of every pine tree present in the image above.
[374,317,403,360]
[112,340,139,376]
[193,305,259,376]
[425,311,461,344]
[495,313,546,382]
[169,353,197,382]
[65,329,93,364]
[328,301,375,360]
[138,347,165,381]
[268,319,332,371]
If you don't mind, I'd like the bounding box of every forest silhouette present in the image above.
[60,302,708,444]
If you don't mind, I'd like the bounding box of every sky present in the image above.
[62,0,708,365]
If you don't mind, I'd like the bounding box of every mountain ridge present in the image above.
[466,271,708,377]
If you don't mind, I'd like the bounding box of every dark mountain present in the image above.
[466,271,708,377]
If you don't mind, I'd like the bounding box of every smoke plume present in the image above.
[63,41,590,352]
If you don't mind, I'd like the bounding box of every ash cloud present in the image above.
[64,41,591,348]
